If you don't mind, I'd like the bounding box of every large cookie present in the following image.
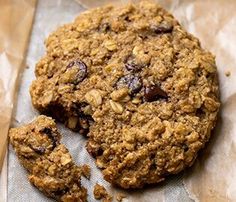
[30,1,220,188]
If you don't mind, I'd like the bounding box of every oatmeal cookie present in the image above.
[30,1,220,188]
[9,115,87,201]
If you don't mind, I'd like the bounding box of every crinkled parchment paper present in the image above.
[0,0,36,201]
[2,0,236,201]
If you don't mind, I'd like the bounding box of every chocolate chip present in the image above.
[67,59,87,84]
[144,85,168,102]
[116,74,142,94]
[151,23,173,34]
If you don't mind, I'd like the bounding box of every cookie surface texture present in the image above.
[30,1,220,188]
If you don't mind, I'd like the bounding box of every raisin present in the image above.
[116,74,142,94]
[144,85,168,102]
[151,23,173,34]
[67,59,87,84]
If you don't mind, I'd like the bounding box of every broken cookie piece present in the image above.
[9,115,87,202]
[93,183,112,202]
[9,115,61,172]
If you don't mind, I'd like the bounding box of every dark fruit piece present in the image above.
[144,85,168,102]
[116,74,142,94]
[67,59,87,84]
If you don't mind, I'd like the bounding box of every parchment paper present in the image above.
[0,0,36,201]
[4,0,236,201]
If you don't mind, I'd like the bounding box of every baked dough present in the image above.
[30,1,220,188]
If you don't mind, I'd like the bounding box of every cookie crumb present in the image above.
[93,183,112,202]
[81,164,91,179]
[225,71,231,77]
[116,193,126,201]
